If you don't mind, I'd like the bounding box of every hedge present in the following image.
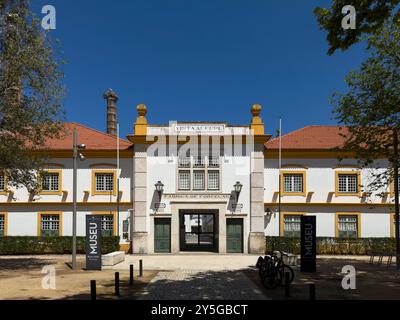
[0,236,120,255]
[266,236,396,255]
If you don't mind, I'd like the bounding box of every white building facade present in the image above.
[0,99,397,254]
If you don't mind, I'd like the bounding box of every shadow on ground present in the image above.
[137,269,268,300]
[245,257,400,300]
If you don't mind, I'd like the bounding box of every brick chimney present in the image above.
[103,89,118,135]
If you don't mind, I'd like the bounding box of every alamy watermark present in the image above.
[341,265,356,290]
[41,5,56,30]
[41,265,56,290]
[342,5,356,30]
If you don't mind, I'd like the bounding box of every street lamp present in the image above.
[155,181,164,202]
[234,181,243,200]
[72,129,86,270]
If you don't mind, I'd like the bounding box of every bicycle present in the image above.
[256,251,295,289]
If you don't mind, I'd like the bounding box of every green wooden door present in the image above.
[154,218,171,253]
[226,219,243,253]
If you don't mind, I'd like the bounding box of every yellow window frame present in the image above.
[280,212,305,237]
[0,212,8,236]
[0,170,8,195]
[91,169,117,196]
[37,211,63,237]
[280,170,306,196]
[91,211,117,236]
[39,169,63,195]
[334,171,361,197]
[335,212,361,238]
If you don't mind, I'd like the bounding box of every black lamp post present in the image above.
[155,181,164,202]
[234,181,243,201]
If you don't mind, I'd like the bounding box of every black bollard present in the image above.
[139,259,143,277]
[115,272,120,296]
[285,272,290,298]
[90,280,96,300]
[309,283,316,301]
[129,264,134,285]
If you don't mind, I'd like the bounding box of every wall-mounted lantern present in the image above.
[155,181,164,202]
[234,181,243,200]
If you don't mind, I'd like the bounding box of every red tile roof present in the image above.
[39,122,132,150]
[265,125,349,150]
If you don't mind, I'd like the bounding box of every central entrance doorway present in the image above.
[179,211,217,252]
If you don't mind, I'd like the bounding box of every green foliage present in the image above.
[0,0,65,194]
[0,236,120,255]
[332,20,400,195]
[314,0,400,55]
[266,236,396,255]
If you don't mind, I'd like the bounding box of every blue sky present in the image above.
[31,0,367,139]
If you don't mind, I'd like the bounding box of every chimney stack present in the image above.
[103,89,118,135]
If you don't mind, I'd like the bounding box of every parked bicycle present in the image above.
[256,251,295,289]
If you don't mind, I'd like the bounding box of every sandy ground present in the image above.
[0,255,156,300]
[246,256,400,300]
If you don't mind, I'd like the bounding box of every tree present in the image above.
[332,20,400,269]
[314,0,400,55]
[0,0,65,194]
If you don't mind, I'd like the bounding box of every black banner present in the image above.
[300,215,316,272]
[86,215,102,270]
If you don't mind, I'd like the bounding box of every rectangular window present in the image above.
[193,157,205,168]
[178,157,191,168]
[193,170,205,190]
[208,157,220,168]
[100,215,114,237]
[0,173,5,192]
[178,170,191,190]
[40,214,60,237]
[94,172,114,192]
[337,173,359,194]
[283,174,303,193]
[283,215,302,238]
[177,156,220,192]
[0,215,5,236]
[337,215,358,238]
[207,170,220,190]
[41,172,60,192]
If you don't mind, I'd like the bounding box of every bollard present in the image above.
[129,264,134,285]
[90,280,96,300]
[309,283,316,301]
[139,259,143,277]
[284,272,290,298]
[115,272,120,296]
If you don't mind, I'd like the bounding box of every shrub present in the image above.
[0,236,120,255]
[265,236,395,255]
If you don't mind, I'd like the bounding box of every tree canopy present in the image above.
[314,0,400,55]
[0,0,65,193]
[333,20,400,193]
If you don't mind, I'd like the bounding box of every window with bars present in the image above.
[0,173,5,191]
[338,174,358,194]
[193,171,205,190]
[40,214,60,237]
[99,215,114,237]
[94,172,114,193]
[177,156,220,191]
[178,170,191,190]
[41,172,60,192]
[283,215,302,238]
[0,215,4,236]
[207,170,220,190]
[338,215,358,238]
[283,173,304,193]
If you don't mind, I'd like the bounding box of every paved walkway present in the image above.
[105,254,268,300]
[105,253,262,271]
[138,270,269,300]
